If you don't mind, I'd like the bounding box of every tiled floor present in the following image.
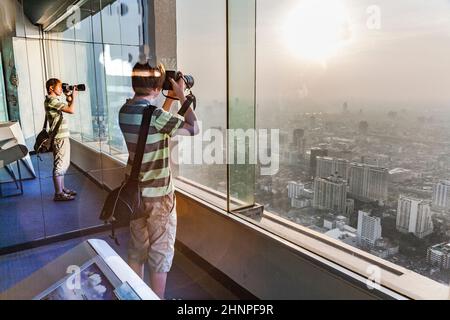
[0,154,107,248]
[0,154,241,300]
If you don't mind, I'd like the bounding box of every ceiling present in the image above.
[22,0,115,31]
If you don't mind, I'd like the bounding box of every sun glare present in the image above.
[283,0,352,64]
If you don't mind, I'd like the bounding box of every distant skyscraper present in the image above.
[288,181,305,199]
[358,121,369,135]
[310,115,316,129]
[357,210,382,247]
[346,199,355,217]
[427,243,450,270]
[313,175,347,213]
[396,196,434,239]
[310,148,328,179]
[293,129,304,145]
[349,163,388,203]
[316,156,349,181]
[432,180,450,211]
[343,102,349,114]
[293,129,306,156]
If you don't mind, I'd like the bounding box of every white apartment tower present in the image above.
[349,163,388,203]
[432,180,450,211]
[313,176,347,213]
[316,157,349,181]
[397,196,434,239]
[357,210,382,247]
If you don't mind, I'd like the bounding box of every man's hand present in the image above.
[169,76,187,104]
[66,89,77,104]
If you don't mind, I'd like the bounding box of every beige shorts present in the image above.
[53,138,70,177]
[128,193,177,273]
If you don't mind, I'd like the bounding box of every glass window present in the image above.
[12,38,46,149]
[0,59,7,122]
[74,3,94,43]
[227,0,256,211]
[92,10,103,43]
[255,0,450,286]
[119,0,144,46]
[101,2,122,45]
[175,0,228,207]
[74,42,97,143]
[102,44,134,156]
[0,0,145,250]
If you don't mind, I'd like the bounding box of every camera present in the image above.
[162,71,194,91]
[62,83,86,94]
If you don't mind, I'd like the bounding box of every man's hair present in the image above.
[131,62,165,95]
[46,78,61,94]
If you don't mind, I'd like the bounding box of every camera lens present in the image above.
[183,75,195,89]
[162,71,194,91]
[75,84,86,91]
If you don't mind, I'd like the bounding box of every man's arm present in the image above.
[60,91,77,114]
[165,78,199,136]
[175,101,199,136]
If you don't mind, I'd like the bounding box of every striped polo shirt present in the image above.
[44,96,70,139]
[119,98,185,200]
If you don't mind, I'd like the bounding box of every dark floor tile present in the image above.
[40,173,107,235]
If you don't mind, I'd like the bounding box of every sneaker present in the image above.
[54,192,75,201]
[63,188,77,196]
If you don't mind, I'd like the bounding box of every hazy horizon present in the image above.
[177,0,450,110]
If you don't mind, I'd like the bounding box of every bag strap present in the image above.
[130,105,156,182]
[48,111,64,140]
[42,114,48,130]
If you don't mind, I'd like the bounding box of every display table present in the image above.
[0,239,159,300]
[0,121,36,180]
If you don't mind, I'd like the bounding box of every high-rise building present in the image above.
[293,129,304,146]
[316,156,349,181]
[396,196,434,239]
[293,129,306,157]
[427,243,450,270]
[342,102,349,114]
[309,148,328,179]
[288,181,305,199]
[349,163,388,203]
[432,180,450,211]
[313,175,347,213]
[346,199,355,217]
[357,210,382,247]
[358,121,369,135]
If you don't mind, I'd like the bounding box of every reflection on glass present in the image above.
[74,43,96,143]
[102,44,136,156]
[0,58,9,122]
[228,0,256,211]
[0,0,145,249]
[101,2,122,45]
[176,0,228,205]
[119,0,144,46]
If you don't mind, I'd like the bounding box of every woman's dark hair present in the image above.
[46,78,61,94]
[131,62,165,95]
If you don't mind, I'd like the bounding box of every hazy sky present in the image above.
[177,0,450,110]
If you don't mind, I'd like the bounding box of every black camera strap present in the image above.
[130,105,155,182]
[178,93,196,116]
